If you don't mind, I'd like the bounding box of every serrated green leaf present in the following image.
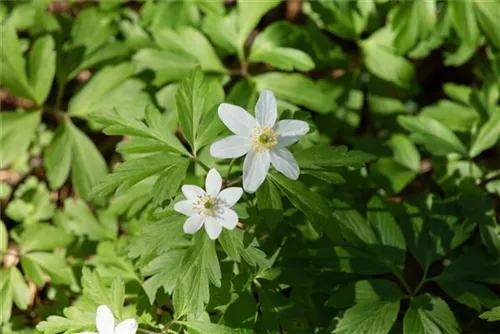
[419,100,479,132]
[175,67,224,151]
[219,229,269,270]
[151,158,190,206]
[334,300,400,334]
[174,232,221,317]
[403,294,459,334]
[480,306,500,322]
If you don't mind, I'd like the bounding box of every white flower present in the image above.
[210,89,309,193]
[78,305,138,334]
[174,169,243,240]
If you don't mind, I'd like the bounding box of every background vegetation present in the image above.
[1,0,499,333]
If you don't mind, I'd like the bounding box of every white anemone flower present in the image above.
[78,305,138,334]
[210,90,309,193]
[174,169,243,240]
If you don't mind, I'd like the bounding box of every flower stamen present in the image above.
[252,125,278,152]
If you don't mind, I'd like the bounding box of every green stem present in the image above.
[190,156,210,172]
[226,177,242,187]
[55,82,65,111]
[394,272,412,295]
[414,267,429,295]
[137,328,161,334]
[226,158,236,181]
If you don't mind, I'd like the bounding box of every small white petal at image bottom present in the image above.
[210,89,309,193]
[174,169,243,240]
[78,305,138,334]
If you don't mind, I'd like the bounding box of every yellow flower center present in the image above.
[194,194,219,217]
[252,125,278,152]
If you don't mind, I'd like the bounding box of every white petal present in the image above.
[181,185,205,201]
[210,135,252,159]
[115,318,138,334]
[243,150,270,193]
[220,208,238,230]
[270,147,300,180]
[206,169,222,196]
[204,217,223,240]
[96,305,114,334]
[173,200,194,216]
[218,103,257,136]
[255,89,277,126]
[183,215,204,234]
[274,120,309,147]
[217,187,243,207]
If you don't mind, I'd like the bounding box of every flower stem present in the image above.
[226,158,236,181]
[190,155,210,172]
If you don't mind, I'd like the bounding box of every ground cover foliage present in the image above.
[1,0,500,333]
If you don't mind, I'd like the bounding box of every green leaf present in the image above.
[175,67,224,151]
[389,134,421,172]
[269,173,339,240]
[249,21,315,71]
[19,223,73,253]
[237,0,280,56]
[256,178,283,210]
[66,120,108,201]
[22,252,74,285]
[398,115,468,156]
[142,248,185,303]
[391,1,436,54]
[328,279,404,308]
[90,105,188,155]
[306,0,373,40]
[473,1,500,50]
[68,63,151,118]
[0,24,35,102]
[58,198,117,241]
[419,100,479,132]
[151,158,190,206]
[295,145,374,171]
[480,306,500,322]
[0,221,7,256]
[5,176,56,224]
[470,110,500,157]
[219,229,270,270]
[360,27,415,88]
[153,27,226,73]
[254,72,334,114]
[334,300,400,334]
[70,7,118,54]
[81,268,125,318]
[180,320,250,334]
[371,157,418,194]
[403,294,459,334]
[203,12,238,54]
[0,267,30,324]
[459,179,500,257]
[173,232,221,316]
[133,48,199,86]
[91,153,189,203]
[28,35,56,106]
[0,111,41,168]
[44,123,72,190]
